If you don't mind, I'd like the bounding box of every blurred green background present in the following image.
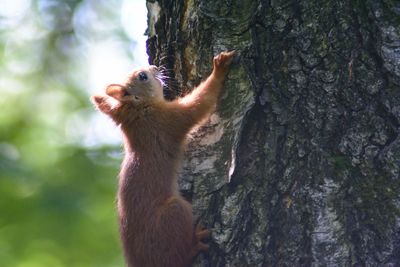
[0,0,147,266]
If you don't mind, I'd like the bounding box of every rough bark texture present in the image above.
[146,0,400,266]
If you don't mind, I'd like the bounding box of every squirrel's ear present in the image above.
[106,84,128,101]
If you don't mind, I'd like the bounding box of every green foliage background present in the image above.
[0,0,139,266]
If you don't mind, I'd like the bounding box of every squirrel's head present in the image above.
[106,65,164,103]
[91,65,166,124]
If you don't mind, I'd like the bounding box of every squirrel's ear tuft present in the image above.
[91,95,104,107]
[91,95,113,114]
[106,84,128,101]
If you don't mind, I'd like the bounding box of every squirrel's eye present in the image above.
[138,72,148,81]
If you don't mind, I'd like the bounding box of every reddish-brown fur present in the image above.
[91,51,235,267]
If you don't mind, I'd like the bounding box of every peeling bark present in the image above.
[146,0,400,266]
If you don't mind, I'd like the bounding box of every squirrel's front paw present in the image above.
[213,51,236,76]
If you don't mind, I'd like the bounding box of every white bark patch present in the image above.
[192,155,218,173]
[146,1,161,37]
[228,148,236,180]
[199,115,225,146]
[311,178,349,265]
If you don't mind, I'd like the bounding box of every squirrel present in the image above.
[91,51,235,267]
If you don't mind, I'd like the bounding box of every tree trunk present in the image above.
[146,0,400,266]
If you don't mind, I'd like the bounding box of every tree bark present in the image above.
[146,0,400,266]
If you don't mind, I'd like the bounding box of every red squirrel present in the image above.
[91,51,235,267]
